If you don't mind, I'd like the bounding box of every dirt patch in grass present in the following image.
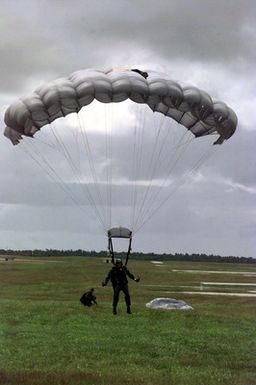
[0,369,145,385]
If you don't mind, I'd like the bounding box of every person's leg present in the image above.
[113,285,120,314]
[122,285,132,314]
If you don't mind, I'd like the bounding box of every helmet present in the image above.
[115,258,122,265]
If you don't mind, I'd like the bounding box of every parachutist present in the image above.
[80,288,97,307]
[102,258,140,315]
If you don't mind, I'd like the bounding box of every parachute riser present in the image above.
[107,227,132,266]
[108,237,115,265]
[125,237,132,266]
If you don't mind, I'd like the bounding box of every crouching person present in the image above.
[80,288,97,307]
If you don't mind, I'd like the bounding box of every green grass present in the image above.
[0,257,256,385]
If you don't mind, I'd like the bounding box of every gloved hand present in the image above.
[134,276,140,282]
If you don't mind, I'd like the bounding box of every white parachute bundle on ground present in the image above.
[146,297,193,310]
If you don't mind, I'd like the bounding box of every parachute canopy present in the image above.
[4,67,237,146]
[3,67,238,236]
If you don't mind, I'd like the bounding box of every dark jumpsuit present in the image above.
[80,290,97,306]
[104,265,135,309]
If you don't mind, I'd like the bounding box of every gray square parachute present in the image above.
[3,67,238,234]
[4,67,237,146]
[146,298,193,310]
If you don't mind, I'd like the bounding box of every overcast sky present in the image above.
[0,0,255,258]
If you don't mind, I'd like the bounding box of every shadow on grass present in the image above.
[0,369,146,385]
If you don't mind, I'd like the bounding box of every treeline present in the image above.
[0,248,255,264]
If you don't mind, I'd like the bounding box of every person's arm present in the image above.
[125,267,140,282]
[92,295,97,304]
[124,267,134,280]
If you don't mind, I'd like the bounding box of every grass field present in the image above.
[1,256,256,385]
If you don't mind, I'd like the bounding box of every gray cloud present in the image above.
[1,0,255,91]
